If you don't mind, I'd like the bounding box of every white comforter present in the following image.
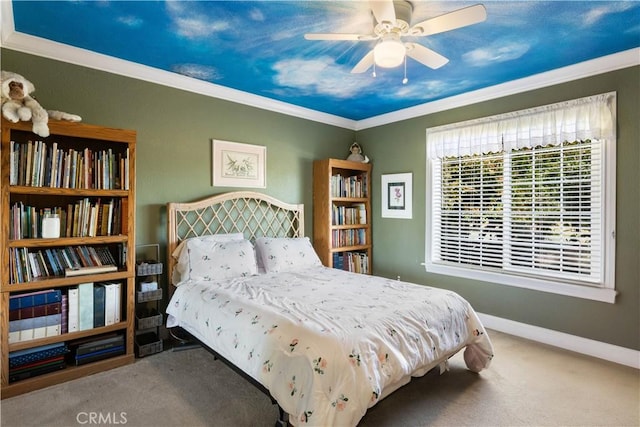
[166,266,494,426]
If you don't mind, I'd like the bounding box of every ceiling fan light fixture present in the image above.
[374,36,405,68]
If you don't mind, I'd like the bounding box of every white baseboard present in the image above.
[478,313,640,369]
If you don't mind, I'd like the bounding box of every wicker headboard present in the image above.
[166,191,304,290]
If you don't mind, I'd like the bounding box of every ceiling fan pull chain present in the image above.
[402,56,408,84]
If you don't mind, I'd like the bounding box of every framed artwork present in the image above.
[381,173,412,219]
[212,139,266,188]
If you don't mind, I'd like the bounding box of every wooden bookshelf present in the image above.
[313,158,372,274]
[1,118,136,398]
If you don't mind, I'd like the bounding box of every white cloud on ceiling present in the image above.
[249,8,265,22]
[117,16,143,28]
[166,0,229,39]
[463,41,530,67]
[391,79,449,100]
[272,57,370,98]
[583,3,635,26]
[173,63,221,81]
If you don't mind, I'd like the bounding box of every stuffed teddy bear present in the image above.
[1,70,81,138]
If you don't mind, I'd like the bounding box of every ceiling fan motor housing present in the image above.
[375,0,413,35]
[394,0,414,27]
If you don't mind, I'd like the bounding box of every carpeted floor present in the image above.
[1,330,638,427]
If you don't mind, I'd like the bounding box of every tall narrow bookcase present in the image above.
[313,158,372,274]
[1,118,136,398]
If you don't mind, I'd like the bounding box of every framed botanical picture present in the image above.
[381,173,412,219]
[212,139,266,188]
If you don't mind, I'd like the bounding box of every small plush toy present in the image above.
[1,70,81,137]
[346,142,370,163]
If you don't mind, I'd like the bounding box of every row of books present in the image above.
[330,173,368,198]
[8,342,68,383]
[9,139,130,190]
[10,198,124,240]
[331,228,367,248]
[8,332,126,383]
[9,245,119,284]
[71,333,125,366]
[9,289,63,343]
[9,284,122,344]
[332,203,367,226]
[332,252,370,274]
[69,282,123,333]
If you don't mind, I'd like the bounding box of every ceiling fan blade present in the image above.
[351,50,375,74]
[304,33,377,41]
[405,43,449,69]
[369,0,396,25]
[409,4,487,37]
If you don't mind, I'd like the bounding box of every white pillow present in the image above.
[172,233,244,260]
[254,237,322,273]
[173,234,255,284]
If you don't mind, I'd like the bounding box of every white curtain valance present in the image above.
[427,92,616,158]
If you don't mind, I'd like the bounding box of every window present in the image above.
[426,93,616,303]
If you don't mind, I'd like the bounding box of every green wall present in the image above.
[358,66,640,351]
[3,49,638,350]
[2,48,354,248]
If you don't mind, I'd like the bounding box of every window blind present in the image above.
[427,92,615,288]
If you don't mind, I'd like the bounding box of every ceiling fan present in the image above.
[304,1,487,74]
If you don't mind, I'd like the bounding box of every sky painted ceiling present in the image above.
[8,1,640,121]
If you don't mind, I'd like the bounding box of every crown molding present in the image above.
[356,47,640,130]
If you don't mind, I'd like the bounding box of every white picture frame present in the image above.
[212,139,266,188]
[381,173,412,219]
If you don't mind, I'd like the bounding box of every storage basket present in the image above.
[135,332,163,357]
[136,262,163,276]
[137,288,162,303]
[136,309,163,330]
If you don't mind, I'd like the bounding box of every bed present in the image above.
[165,191,494,427]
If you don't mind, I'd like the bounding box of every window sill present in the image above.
[424,263,617,304]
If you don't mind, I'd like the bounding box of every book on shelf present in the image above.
[332,204,368,226]
[7,197,121,239]
[10,139,130,190]
[67,287,79,333]
[331,229,367,247]
[78,283,94,331]
[71,333,125,365]
[74,346,125,366]
[9,289,62,310]
[9,356,66,383]
[61,294,68,334]
[93,285,106,328]
[8,245,120,283]
[8,313,62,343]
[65,265,118,277]
[332,251,369,274]
[330,173,368,198]
[99,282,121,325]
[65,282,122,333]
[9,342,69,368]
[74,334,124,355]
[9,301,62,321]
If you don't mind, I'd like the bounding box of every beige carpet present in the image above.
[1,330,638,427]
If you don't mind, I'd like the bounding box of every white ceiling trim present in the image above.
[1,1,638,132]
[356,47,640,130]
